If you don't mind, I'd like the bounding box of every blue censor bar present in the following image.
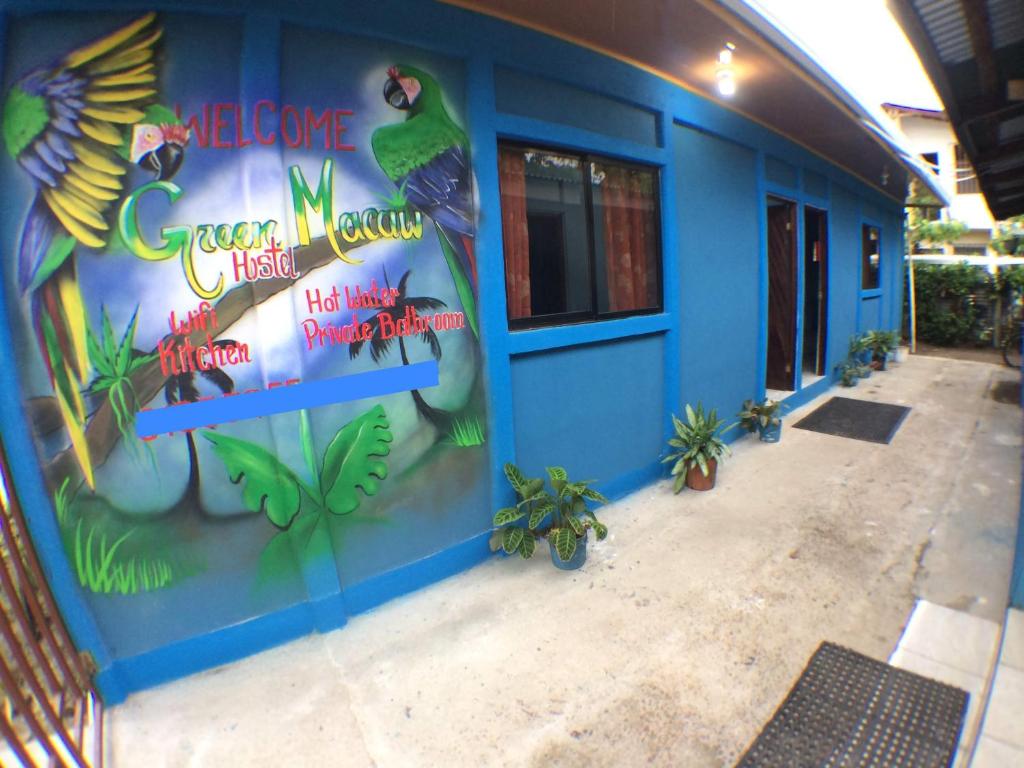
[136,361,439,438]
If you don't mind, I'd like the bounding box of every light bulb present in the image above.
[717,72,736,96]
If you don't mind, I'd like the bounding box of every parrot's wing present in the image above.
[399,144,474,239]
[10,12,162,290]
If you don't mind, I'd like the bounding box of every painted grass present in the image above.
[73,521,174,595]
[54,477,71,526]
[446,416,485,447]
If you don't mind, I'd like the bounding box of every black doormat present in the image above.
[736,642,967,768]
[793,397,910,444]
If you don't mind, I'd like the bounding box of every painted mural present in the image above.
[1,12,488,656]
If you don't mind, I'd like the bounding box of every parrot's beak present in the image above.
[384,76,410,110]
[140,143,185,181]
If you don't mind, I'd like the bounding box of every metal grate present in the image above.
[0,439,103,768]
[736,642,966,768]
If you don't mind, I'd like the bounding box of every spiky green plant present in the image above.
[72,520,174,595]
[663,403,731,493]
[87,306,155,449]
[446,416,485,447]
[377,180,409,210]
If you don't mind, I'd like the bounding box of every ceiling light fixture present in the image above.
[717,43,737,97]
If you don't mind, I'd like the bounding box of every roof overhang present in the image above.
[889,0,1024,220]
[440,0,949,206]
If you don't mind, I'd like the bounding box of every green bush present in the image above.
[909,263,990,346]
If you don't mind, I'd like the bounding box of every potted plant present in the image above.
[864,329,900,370]
[837,360,860,387]
[492,463,608,570]
[849,334,871,376]
[664,403,731,492]
[737,398,784,443]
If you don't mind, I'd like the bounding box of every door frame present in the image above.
[803,204,829,377]
[764,194,799,392]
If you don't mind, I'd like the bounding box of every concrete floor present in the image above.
[108,354,1021,767]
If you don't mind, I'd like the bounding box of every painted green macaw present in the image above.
[2,12,189,488]
[371,65,478,338]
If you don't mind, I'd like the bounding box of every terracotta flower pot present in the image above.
[685,458,717,491]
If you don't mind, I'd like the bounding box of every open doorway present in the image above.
[766,196,797,393]
[802,206,828,382]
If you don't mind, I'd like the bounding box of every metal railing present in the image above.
[0,439,103,768]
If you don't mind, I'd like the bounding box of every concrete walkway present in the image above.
[108,354,1021,767]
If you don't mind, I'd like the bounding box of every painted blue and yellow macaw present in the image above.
[2,13,189,487]
[371,65,478,338]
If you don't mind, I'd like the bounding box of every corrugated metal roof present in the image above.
[911,0,973,64]
[990,0,1024,49]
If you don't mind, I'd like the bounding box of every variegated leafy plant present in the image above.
[493,463,608,564]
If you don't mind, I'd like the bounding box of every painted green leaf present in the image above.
[493,506,524,526]
[552,527,577,562]
[502,526,524,554]
[204,431,302,529]
[320,405,393,516]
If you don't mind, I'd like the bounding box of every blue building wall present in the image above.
[0,0,909,701]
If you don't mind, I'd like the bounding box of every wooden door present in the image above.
[766,199,797,391]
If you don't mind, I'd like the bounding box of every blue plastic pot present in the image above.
[759,421,781,443]
[550,532,587,570]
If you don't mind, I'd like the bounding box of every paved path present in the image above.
[108,354,1021,767]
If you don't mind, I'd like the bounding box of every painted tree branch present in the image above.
[42,234,370,489]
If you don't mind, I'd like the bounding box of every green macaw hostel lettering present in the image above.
[117,158,424,300]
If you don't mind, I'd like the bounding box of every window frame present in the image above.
[860,222,882,292]
[498,140,664,331]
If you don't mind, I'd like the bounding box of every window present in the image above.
[862,225,880,290]
[498,143,661,327]
[955,145,980,194]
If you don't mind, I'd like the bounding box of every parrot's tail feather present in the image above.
[434,222,479,339]
[18,197,74,293]
[35,267,94,488]
[461,235,477,287]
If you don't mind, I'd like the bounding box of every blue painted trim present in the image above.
[756,150,768,400]
[136,361,439,437]
[345,531,493,615]
[495,114,666,165]
[104,531,494,701]
[860,288,884,300]
[661,111,683,425]
[778,373,833,412]
[793,200,806,390]
[506,314,671,356]
[106,599,324,702]
[465,53,518,524]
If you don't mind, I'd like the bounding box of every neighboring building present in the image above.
[883,103,998,256]
[0,0,942,701]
